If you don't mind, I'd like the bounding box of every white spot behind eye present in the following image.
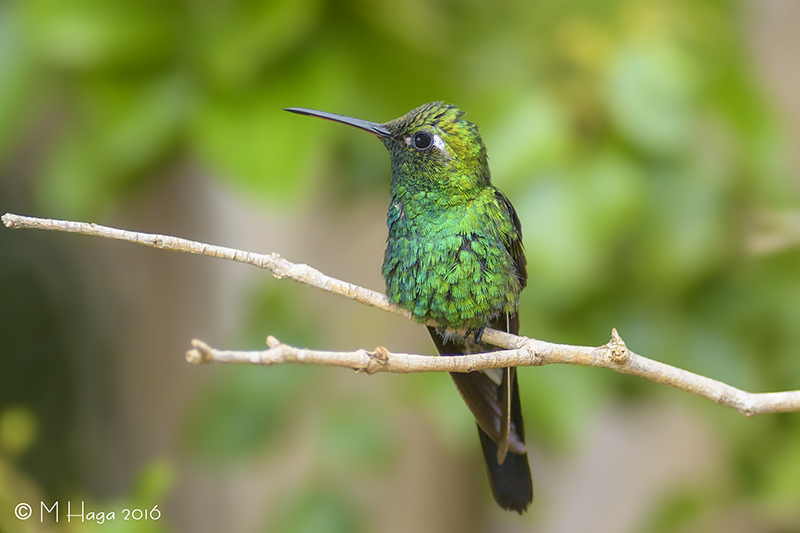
[432,134,452,159]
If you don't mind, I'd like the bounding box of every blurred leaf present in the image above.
[519,365,606,450]
[606,39,698,156]
[183,366,310,462]
[517,172,600,306]
[320,403,397,474]
[486,93,571,185]
[756,429,800,507]
[23,0,181,72]
[245,284,322,348]
[633,162,730,293]
[353,0,453,55]
[516,150,643,309]
[193,0,323,91]
[0,406,38,456]
[133,460,176,505]
[410,373,476,444]
[37,73,188,216]
[191,75,320,203]
[641,489,707,533]
[0,5,38,165]
[267,488,364,533]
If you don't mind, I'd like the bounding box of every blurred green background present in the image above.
[2,0,800,531]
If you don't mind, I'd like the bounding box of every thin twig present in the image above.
[184,332,800,417]
[5,212,800,416]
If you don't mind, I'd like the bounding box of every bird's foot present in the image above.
[466,326,485,344]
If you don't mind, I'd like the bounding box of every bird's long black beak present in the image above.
[285,107,392,138]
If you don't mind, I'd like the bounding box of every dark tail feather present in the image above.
[476,370,532,513]
[427,326,533,513]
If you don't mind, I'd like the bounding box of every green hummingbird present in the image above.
[286,102,533,513]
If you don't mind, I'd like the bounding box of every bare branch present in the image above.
[185,332,800,417]
[6,212,800,416]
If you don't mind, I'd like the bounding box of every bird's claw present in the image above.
[467,326,486,344]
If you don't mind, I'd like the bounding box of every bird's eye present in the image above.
[413,132,433,150]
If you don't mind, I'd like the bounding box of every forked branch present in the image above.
[5,212,800,417]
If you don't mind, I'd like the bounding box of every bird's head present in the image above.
[286,102,491,196]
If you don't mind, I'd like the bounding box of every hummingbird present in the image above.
[286,102,533,513]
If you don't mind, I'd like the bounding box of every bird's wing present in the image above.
[494,188,527,290]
